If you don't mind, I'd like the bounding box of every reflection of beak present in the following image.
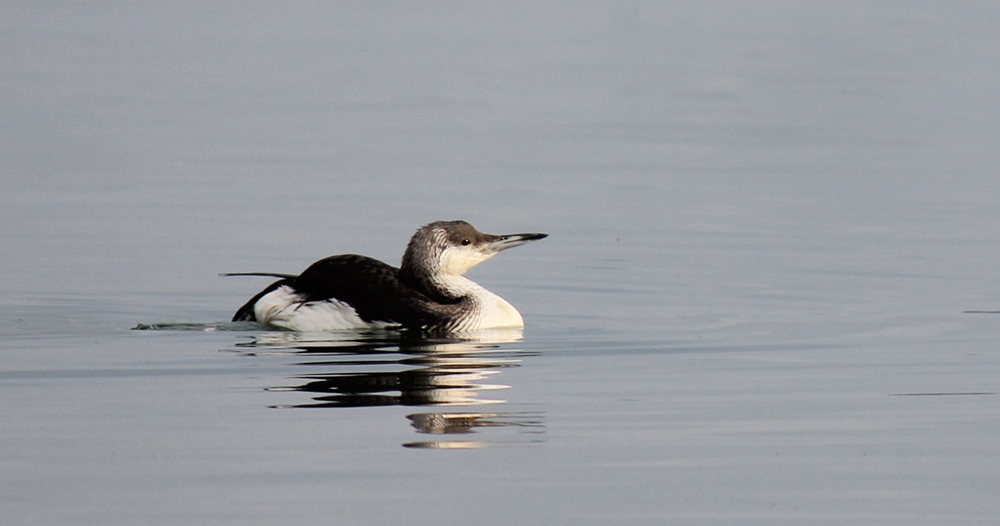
[487,232,548,253]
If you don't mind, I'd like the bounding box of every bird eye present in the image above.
[461,238,471,246]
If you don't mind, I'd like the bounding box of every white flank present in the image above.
[253,285,391,332]
[252,281,523,332]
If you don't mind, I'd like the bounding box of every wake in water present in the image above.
[131,321,262,332]
[132,321,528,344]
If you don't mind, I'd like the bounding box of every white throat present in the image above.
[437,245,495,276]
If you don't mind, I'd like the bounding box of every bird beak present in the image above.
[487,232,548,252]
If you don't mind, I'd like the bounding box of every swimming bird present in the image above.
[227,220,547,332]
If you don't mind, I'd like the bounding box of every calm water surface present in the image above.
[3,3,1000,525]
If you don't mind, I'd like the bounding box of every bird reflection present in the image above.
[232,328,544,447]
[273,366,507,407]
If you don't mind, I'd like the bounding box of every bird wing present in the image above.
[291,254,457,328]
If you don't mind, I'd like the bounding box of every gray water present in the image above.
[3,3,1000,524]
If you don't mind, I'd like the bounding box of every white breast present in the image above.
[464,290,525,330]
[438,276,525,331]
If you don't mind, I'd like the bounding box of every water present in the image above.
[3,3,1000,524]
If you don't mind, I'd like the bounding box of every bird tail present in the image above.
[220,272,298,279]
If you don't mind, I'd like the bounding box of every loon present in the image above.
[227,220,547,332]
